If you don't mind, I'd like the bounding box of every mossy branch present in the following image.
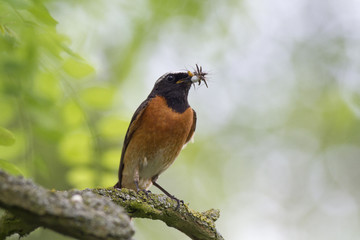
[0,170,223,240]
[93,188,223,240]
[0,170,134,240]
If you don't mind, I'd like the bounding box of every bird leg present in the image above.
[134,180,152,198]
[134,168,151,197]
[152,181,184,210]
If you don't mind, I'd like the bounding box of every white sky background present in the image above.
[50,0,360,239]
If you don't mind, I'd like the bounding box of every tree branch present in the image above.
[0,170,223,240]
[0,170,134,240]
[93,188,223,240]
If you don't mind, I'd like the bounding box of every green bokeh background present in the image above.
[1,0,360,239]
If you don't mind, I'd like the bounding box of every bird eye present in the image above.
[167,75,175,81]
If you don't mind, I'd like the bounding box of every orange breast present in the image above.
[121,96,194,190]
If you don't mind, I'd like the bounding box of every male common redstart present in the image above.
[114,65,207,207]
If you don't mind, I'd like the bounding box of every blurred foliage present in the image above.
[0,1,209,239]
[2,0,360,240]
[0,127,15,146]
[0,0,209,190]
[0,0,112,190]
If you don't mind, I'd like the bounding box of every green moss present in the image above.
[0,212,37,239]
[91,187,223,239]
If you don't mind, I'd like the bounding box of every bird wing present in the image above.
[185,109,197,144]
[116,98,151,188]
[116,103,196,188]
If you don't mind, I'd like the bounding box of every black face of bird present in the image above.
[153,65,208,97]
[154,72,192,93]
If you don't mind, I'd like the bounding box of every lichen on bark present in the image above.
[0,170,223,240]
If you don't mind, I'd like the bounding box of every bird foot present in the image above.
[135,180,151,198]
[137,189,152,198]
[169,195,184,210]
[152,181,184,210]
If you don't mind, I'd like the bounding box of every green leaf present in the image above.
[3,0,32,9]
[33,71,61,101]
[80,87,115,109]
[97,115,128,140]
[66,167,95,189]
[0,98,15,125]
[0,131,25,159]
[62,101,84,127]
[29,4,58,26]
[0,159,23,176]
[101,149,122,170]
[63,58,95,79]
[0,127,15,146]
[100,173,117,188]
[58,129,93,165]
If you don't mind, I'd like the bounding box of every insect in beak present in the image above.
[189,64,208,88]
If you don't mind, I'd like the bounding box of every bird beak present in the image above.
[176,71,200,84]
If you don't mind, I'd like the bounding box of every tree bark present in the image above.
[0,170,133,240]
[0,170,223,240]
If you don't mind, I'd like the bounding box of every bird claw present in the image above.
[135,180,152,198]
[152,182,184,210]
[169,195,184,210]
[137,189,152,198]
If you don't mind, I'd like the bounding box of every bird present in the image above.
[114,65,207,207]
